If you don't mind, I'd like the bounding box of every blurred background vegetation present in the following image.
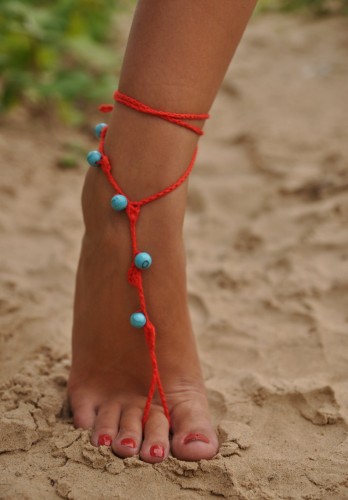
[0,0,130,123]
[255,0,347,14]
[0,0,346,124]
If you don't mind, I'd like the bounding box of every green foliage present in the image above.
[56,154,80,169]
[256,0,348,15]
[0,0,127,122]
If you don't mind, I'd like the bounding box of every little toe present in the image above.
[139,408,170,463]
[70,395,97,430]
[91,402,121,447]
[113,406,143,458]
[171,404,219,461]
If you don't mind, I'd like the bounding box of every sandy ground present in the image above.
[1,12,348,500]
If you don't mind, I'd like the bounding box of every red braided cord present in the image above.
[99,104,114,113]
[96,91,208,428]
[114,90,209,136]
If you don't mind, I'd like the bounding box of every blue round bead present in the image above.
[130,312,146,328]
[110,194,128,211]
[87,150,102,167]
[94,123,107,138]
[135,252,152,270]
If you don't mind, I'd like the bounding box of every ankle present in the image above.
[103,104,200,201]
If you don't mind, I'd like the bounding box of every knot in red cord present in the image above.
[128,264,141,287]
[126,202,141,221]
[100,155,111,174]
[144,322,156,348]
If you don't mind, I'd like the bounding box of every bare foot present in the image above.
[68,112,218,463]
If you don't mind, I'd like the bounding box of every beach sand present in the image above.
[1,12,347,499]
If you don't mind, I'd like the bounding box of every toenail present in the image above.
[150,444,164,458]
[120,438,136,448]
[98,434,112,446]
[183,433,210,445]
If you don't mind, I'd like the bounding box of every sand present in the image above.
[1,12,348,500]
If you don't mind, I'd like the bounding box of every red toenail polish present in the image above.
[121,438,136,449]
[150,444,164,458]
[98,434,112,446]
[184,433,210,445]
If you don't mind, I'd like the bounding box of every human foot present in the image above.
[68,156,219,463]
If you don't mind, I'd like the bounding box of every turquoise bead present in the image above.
[94,123,107,138]
[135,252,152,270]
[87,150,102,167]
[111,194,128,211]
[130,312,146,328]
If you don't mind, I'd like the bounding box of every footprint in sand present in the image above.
[242,374,344,426]
[294,386,343,425]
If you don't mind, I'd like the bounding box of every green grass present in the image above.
[0,0,131,123]
[255,0,347,16]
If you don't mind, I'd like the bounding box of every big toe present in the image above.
[171,402,219,461]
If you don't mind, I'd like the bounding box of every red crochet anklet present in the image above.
[86,90,209,429]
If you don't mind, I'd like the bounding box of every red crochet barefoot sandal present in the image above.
[87,90,209,429]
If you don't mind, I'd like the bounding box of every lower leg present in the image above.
[69,0,256,463]
[105,0,256,198]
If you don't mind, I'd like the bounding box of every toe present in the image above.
[113,405,143,458]
[91,402,121,447]
[139,407,170,463]
[70,395,97,430]
[171,401,219,461]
